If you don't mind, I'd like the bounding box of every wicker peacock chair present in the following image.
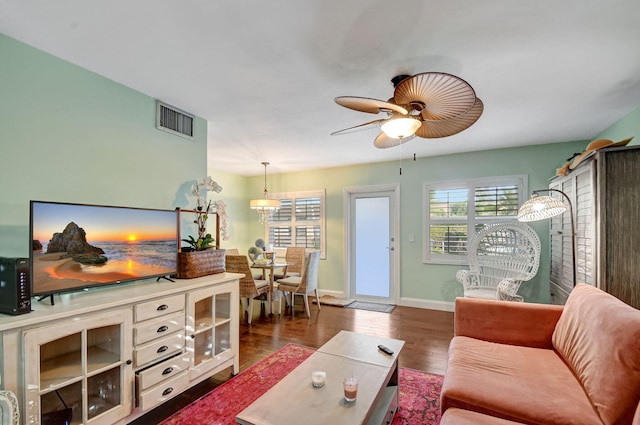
[456,220,541,301]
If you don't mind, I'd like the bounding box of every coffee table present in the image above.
[236,331,405,425]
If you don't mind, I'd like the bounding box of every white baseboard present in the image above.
[317,290,455,312]
[399,297,455,312]
[317,289,348,299]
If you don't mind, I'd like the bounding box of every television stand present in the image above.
[1,273,241,425]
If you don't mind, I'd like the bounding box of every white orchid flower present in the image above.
[185,176,227,247]
[203,176,223,193]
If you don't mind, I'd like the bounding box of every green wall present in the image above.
[596,106,640,144]
[204,168,252,251]
[222,139,586,307]
[0,34,208,257]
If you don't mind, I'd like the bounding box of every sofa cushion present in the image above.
[441,408,525,425]
[552,283,640,425]
[441,336,602,425]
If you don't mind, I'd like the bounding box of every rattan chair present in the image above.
[496,278,524,302]
[456,220,541,301]
[225,254,270,324]
[274,246,306,279]
[276,251,320,317]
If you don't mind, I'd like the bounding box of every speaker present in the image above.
[0,257,31,315]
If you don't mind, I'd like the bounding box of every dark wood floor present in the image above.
[131,299,454,424]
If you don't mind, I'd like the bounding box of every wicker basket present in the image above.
[175,249,226,279]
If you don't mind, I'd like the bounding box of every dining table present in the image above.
[250,260,288,314]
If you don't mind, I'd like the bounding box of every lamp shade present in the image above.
[517,195,566,222]
[249,198,280,211]
[381,117,421,139]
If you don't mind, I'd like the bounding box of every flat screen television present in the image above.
[30,201,178,297]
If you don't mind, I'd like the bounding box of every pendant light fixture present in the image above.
[249,162,280,224]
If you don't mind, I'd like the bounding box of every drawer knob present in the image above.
[157,304,169,311]
[126,359,132,365]
[162,367,174,375]
[157,325,169,333]
[157,345,169,354]
[162,387,174,396]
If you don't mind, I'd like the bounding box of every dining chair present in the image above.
[276,251,320,317]
[274,246,306,279]
[225,254,270,324]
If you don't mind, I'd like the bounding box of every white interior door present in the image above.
[345,185,399,304]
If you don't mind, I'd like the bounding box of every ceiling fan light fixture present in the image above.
[332,72,483,147]
[381,117,421,139]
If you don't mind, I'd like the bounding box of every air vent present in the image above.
[156,101,194,140]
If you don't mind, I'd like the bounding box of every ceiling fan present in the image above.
[331,72,483,148]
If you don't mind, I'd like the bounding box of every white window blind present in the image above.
[267,190,325,258]
[423,175,527,264]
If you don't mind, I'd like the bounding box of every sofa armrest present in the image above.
[455,297,564,348]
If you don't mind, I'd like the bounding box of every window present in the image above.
[423,175,527,264]
[267,190,326,258]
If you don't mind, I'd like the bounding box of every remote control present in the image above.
[378,344,394,355]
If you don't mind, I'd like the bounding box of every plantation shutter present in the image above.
[266,190,326,257]
[424,176,526,264]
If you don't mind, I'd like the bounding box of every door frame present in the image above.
[343,184,400,304]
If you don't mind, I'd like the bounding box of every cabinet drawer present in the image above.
[136,353,190,391]
[134,332,185,368]
[135,312,185,345]
[138,370,189,411]
[135,294,185,322]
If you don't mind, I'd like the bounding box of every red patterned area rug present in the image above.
[160,343,443,425]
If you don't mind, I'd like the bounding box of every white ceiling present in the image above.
[2,0,639,176]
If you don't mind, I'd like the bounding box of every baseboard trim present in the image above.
[399,297,455,312]
[317,289,345,299]
[317,290,455,312]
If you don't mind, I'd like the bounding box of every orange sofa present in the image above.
[440,283,640,425]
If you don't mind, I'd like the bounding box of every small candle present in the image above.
[343,376,358,402]
[311,371,326,388]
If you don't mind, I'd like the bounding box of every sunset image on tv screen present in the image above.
[30,201,178,295]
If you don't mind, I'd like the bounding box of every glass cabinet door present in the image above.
[186,283,238,380]
[24,309,133,425]
[214,292,231,356]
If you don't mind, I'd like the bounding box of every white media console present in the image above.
[0,272,241,424]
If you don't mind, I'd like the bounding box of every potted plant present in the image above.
[176,177,227,278]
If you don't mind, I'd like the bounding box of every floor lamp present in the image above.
[517,189,576,287]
